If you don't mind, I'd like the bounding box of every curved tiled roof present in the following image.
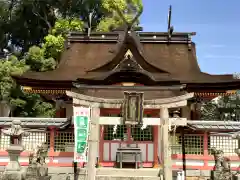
[13,30,240,91]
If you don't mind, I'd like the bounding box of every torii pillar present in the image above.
[161,107,172,180]
[67,90,194,180]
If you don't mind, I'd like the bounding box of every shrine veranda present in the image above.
[1,5,240,172]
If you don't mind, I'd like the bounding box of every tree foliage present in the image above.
[10,89,56,117]
[200,94,240,121]
[97,0,143,31]
[0,0,143,117]
[0,56,28,101]
[52,18,84,36]
[25,46,57,72]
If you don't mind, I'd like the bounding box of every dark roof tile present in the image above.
[13,31,240,89]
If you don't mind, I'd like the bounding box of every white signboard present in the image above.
[73,106,90,163]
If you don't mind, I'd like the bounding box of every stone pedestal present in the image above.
[2,145,24,180]
[5,145,24,171]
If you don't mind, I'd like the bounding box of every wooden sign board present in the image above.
[122,92,144,125]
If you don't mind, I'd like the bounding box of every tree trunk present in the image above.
[0,101,10,117]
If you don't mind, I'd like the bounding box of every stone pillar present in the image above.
[160,107,172,180]
[87,107,100,180]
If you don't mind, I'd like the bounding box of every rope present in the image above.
[168,120,177,152]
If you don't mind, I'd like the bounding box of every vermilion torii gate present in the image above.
[66,89,194,180]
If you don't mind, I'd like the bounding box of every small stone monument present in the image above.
[210,147,233,180]
[1,119,30,180]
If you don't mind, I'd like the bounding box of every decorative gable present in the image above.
[125,49,133,59]
[114,49,143,72]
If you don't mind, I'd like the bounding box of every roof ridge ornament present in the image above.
[83,12,93,38]
[114,49,142,72]
[167,5,174,44]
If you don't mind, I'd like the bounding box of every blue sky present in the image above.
[140,0,240,75]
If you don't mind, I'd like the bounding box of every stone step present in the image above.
[96,175,161,180]
[48,167,161,177]
[95,168,160,177]
[49,167,162,180]
[50,174,162,180]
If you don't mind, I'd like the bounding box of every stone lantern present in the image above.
[1,119,29,180]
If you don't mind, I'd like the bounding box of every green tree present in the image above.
[52,18,84,36]
[0,55,56,117]
[0,56,28,102]
[25,46,57,72]
[10,90,56,117]
[97,0,143,31]
[200,94,240,121]
[7,0,57,52]
[0,0,143,117]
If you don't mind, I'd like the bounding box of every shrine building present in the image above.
[6,9,240,170]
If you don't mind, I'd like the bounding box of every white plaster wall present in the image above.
[103,143,109,161]
[173,160,204,166]
[138,144,147,161]
[111,143,120,161]
[53,157,73,163]
[208,161,240,168]
[0,156,50,163]
[147,144,154,162]
[0,157,9,163]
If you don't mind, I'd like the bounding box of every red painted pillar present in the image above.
[203,132,209,169]
[48,128,55,166]
[152,110,160,168]
[153,125,159,167]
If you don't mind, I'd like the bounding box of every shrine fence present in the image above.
[0,129,238,170]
